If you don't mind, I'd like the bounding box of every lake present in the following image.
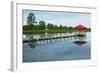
[23,32,91,62]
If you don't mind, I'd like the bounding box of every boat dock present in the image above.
[23,35,74,43]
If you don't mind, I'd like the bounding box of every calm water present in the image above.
[23,32,91,62]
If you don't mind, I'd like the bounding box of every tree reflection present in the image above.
[28,42,37,48]
[23,32,88,48]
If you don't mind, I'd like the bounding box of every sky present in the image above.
[22,10,91,28]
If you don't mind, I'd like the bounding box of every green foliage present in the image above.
[47,23,54,29]
[23,12,91,33]
[27,13,36,25]
[23,25,33,30]
[39,21,46,30]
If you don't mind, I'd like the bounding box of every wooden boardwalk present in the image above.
[23,35,74,43]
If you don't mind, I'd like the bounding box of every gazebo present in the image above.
[73,25,87,46]
[74,24,87,30]
[74,24,87,36]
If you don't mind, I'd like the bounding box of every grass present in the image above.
[23,29,91,34]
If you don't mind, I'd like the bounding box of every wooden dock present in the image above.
[23,35,74,43]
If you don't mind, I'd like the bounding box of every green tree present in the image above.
[39,21,46,30]
[68,26,73,29]
[27,13,36,25]
[59,24,63,30]
[47,23,54,30]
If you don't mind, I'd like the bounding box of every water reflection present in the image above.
[23,32,91,62]
[23,32,87,48]
[28,41,37,48]
[73,33,87,46]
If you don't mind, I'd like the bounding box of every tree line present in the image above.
[23,13,91,32]
[23,13,74,30]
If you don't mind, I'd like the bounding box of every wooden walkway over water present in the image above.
[23,35,75,43]
[23,34,86,43]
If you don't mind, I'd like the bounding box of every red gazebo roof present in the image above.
[74,25,87,29]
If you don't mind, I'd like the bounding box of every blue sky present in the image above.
[22,10,91,28]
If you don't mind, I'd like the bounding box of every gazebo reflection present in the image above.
[73,33,87,46]
[73,25,87,46]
